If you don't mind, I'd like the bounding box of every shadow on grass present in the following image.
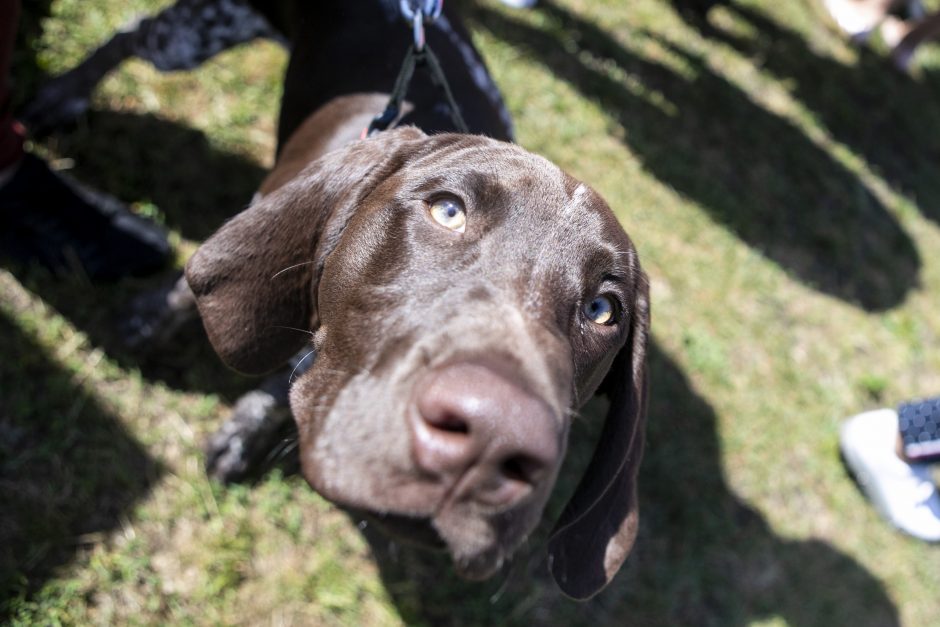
[359,342,899,626]
[50,108,267,241]
[23,100,893,622]
[0,308,162,617]
[471,0,919,312]
[684,2,940,226]
[3,261,257,402]
[2,108,268,399]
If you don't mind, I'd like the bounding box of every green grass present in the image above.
[3,0,940,624]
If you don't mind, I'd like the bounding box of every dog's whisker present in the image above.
[289,349,317,383]
[566,407,589,425]
[269,324,315,337]
[268,437,299,463]
[271,260,316,279]
[489,560,514,604]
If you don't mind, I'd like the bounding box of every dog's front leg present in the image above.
[120,273,199,350]
[205,349,315,483]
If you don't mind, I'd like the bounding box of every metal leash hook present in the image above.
[413,11,425,50]
[399,0,443,51]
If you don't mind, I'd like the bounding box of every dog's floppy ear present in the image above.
[548,272,650,600]
[185,127,427,375]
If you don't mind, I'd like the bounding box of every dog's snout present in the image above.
[411,361,559,508]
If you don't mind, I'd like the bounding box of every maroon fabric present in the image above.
[0,0,25,170]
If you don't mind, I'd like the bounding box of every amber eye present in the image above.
[429,197,466,233]
[584,295,616,325]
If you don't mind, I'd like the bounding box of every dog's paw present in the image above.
[119,275,197,351]
[205,390,294,484]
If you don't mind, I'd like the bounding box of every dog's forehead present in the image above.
[407,136,628,247]
[411,135,570,197]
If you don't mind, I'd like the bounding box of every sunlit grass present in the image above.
[3,0,940,624]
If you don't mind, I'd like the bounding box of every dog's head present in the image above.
[186,127,649,599]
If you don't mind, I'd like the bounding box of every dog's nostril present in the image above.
[427,412,470,434]
[413,361,559,499]
[501,454,542,486]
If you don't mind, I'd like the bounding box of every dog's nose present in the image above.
[411,361,559,508]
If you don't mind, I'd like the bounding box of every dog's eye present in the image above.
[584,295,616,325]
[429,198,466,233]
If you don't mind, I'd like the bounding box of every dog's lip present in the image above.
[351,508,447,549]
[348,507,507,579]
[450,549,505,580]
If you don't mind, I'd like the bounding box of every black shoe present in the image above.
[0,153,170,280]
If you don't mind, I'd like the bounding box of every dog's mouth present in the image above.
[295,354,560,582]
[353,509,446,549]
[347,506,511,580]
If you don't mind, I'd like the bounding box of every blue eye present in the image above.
[429,198,466,232]
[584,295,615,325]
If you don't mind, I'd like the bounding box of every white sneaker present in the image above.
[840,408,940,542]
[822,0,884,41]
[880,15,910,49]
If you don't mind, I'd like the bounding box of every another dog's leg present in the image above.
[205,349,316,483]
[23,0,283,134]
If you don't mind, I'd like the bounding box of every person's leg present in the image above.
[0,0,169,280]
[883,10,940,71]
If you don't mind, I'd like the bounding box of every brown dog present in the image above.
[32,0,650,599]
[185,3,649,601]
[186,100,650,597]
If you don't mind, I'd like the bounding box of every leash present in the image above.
[366,0,469,136]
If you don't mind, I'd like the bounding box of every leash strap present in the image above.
[421,43,468,132]
[367,1,469,136]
